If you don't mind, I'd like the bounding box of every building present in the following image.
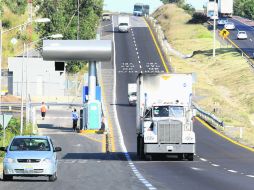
[8,57,65,97]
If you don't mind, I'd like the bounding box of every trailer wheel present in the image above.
[187,153,194,161]
[178,153,184,160]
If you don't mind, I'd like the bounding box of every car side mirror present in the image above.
[54,147,62,152]
[0,147,7,152]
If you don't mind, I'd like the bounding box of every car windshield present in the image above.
[9,138,51,151]
[153,106,184,118]
[239,31,246,34]
[103,14,109,17]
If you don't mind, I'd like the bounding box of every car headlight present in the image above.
[4,157,16,163]
[42,158,53,164]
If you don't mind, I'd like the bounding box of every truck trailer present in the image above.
[218,0,233,17]
[136,73,196,161]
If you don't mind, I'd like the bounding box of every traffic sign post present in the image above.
[220,29,230,39]
[0,114,13,146]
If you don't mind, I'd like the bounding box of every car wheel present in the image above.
[48,172,57,182]
[2,173,13,181]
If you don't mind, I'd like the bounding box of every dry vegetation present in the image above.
[153,4,254,145]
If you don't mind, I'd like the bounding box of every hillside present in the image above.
[153,4,254,145]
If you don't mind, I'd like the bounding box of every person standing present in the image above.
[72,108,79,132]
[40,102,47,120]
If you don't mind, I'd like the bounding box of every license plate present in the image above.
[25,166,33,173]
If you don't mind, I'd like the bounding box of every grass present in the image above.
[153,4,254,146]
[2,5,39,68]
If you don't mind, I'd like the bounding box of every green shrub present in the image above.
[188,12,208,24]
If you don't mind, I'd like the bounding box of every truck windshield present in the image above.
[153,106,184,118]
[119,23,128,26]
[134,5,142,11]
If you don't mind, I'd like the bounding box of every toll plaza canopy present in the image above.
[42,40,112,62]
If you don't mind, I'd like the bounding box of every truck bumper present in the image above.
[144,143,195,154]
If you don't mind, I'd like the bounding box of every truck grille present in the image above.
[157,120,182,144]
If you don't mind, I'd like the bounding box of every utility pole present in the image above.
[213,0,217,57]
[77,0,80,40]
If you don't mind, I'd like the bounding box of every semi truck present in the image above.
[118,15,130,32]
[136,73,196,161]
[128,83,137,105]
[218,0,233,17]
[206,1,218,18]
[133,3,150,16]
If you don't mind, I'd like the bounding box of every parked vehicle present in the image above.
[102,13,111,21]
[133,3,149,16]
[237,31,247,39]
[118,15,130,32]
[1,136,62,181]
[218,0,233,17]
[136,73,196,161]
[128,83,137,105]
[224,22,235,30]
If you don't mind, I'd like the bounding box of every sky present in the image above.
[103,0,163,13]
[103,1,209,13]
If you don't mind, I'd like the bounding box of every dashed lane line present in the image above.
[112,15,157,190]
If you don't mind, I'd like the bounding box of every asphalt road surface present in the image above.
[110,15,254,190]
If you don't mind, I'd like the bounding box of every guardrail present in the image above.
[0,102,83,113]
[193,103,224,129]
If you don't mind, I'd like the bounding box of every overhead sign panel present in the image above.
[43,40,112,62]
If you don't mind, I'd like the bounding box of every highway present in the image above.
[1,14,254,190]
[108,15,254,190]
[218,17,254,58]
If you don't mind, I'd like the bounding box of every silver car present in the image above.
[1,136,61,181]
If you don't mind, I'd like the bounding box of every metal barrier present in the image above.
[193,103,224,129]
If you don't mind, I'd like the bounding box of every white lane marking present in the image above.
[211,164,220,167]
[246,175,254,178]
[136,47,138,51]
[200,158,207,162]
[136,51,139,55]
[137,55,140,59]
[191,167,203,171]
[140,65,142,69]
[228,170,238,173]
[134,43,137,47]
[112,15,156,190]
[138,60,141,64]
[250,39,252,42]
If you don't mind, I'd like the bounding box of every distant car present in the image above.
[237,31,248,39]
[224,22,235,30]
[102,13,111,21]
[1,136,62,181]
[217,19,228,25]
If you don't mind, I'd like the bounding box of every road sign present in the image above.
[220,29,230,39]
[0,114,13,129]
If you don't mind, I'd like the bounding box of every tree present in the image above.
[34,0,103,73]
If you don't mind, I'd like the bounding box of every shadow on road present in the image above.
[38,124,72,133]
[62,152,190,162]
